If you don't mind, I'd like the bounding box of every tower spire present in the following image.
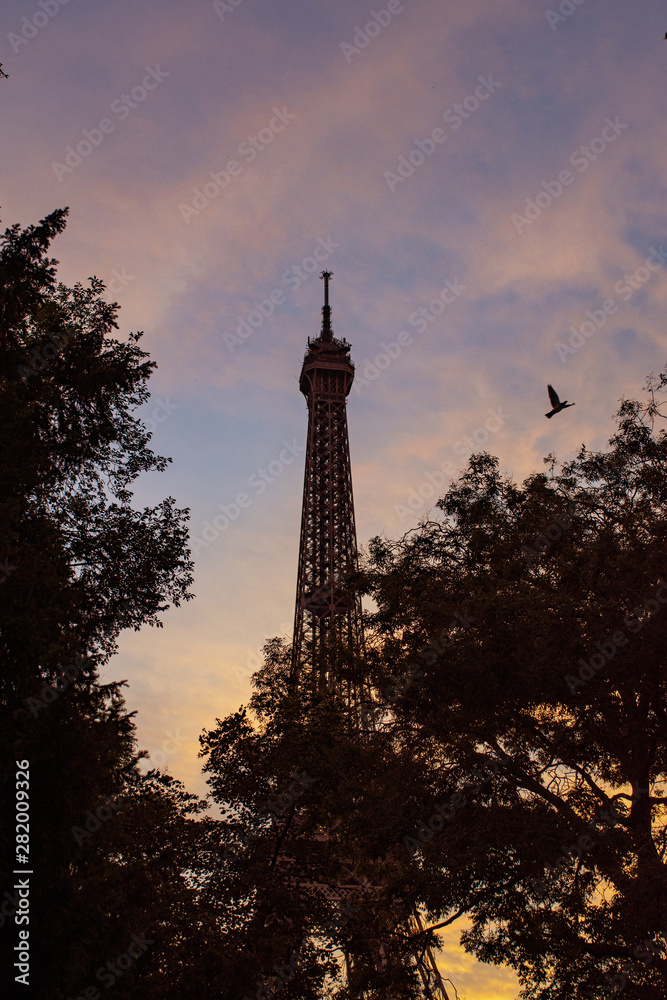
[320,270,333,341]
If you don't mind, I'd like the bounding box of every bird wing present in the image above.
[547,385,560,407]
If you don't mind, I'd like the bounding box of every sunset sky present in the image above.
[3,0,667,994]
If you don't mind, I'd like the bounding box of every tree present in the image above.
[199,636,464,1000]
[360,375,667,999]
[0,208,219,997]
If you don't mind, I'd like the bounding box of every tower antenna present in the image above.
[320,270,333,341]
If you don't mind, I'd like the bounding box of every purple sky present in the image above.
[3,0,666,993]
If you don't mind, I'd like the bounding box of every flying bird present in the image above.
[545,385,575,418]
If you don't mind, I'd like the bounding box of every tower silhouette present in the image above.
[289,274,451,998]
[291,272,364,698]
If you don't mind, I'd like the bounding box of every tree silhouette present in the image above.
[0,209,223,998]
[360,375,667,999]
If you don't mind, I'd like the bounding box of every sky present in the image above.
[2,0,667,995]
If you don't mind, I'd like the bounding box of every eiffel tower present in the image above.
[291,271,365,704]
[289,273,450,998]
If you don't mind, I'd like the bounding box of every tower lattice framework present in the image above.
[289,273,450,999]
[291,271,364,696]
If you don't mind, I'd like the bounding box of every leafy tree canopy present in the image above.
[199,636,460,999]
[0,209,210,998]
[359,374,667,999]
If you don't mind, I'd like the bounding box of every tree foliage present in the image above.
[0,209,220,998]
[359,376,667,999]
[7,210,667,1000]
[198,384,667,999]
[199,637,459,999]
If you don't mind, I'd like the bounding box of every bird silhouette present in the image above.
[545,385,575,418]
